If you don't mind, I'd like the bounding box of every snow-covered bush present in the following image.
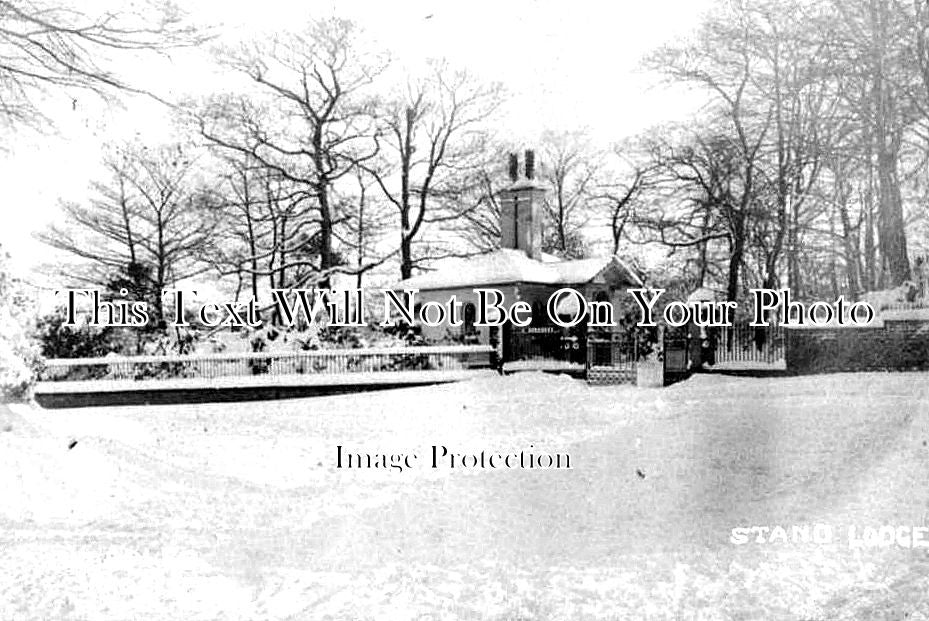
[0,254,41,401]
[376,321,426,347]
[0,337,35,400]
[860,281,919,311]
[34,309,114,358]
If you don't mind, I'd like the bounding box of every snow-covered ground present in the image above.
[3,371,929,619]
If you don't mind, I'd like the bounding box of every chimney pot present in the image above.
[508,153,519,182]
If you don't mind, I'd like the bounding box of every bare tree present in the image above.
[365,62,503,279]
[207,154,296,301]
[339,169,391,289]
[37,142,215,322]
[193,18,384,288]
[449,146,514,253]
[0,0,203,131]
[831,0,914,286]
[646,0,851,298]
[637,130,754,300]
[537,130,601,259]
[592,141,660,254]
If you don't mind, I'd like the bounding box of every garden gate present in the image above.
[712,324,785,365]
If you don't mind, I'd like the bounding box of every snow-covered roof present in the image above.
[395,249,643,291]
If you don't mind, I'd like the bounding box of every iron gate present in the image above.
[712,324,785,365]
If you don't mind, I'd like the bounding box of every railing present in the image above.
[40,345,495,383]
[663,331,691,379]
[714,324,784,364]
[586,334,639,385]
[876,299,929,313]
[776,297,929,322]
[586,335,638,368]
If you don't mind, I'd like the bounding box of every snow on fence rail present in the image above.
[40,345,495,383]
[876,299,929,313]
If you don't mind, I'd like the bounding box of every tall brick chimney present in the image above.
[499,150,546,260]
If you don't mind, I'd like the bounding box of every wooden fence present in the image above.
[40,345,495,383]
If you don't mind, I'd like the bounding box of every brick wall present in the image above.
[785,320,929,374]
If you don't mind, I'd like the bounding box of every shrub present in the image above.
[33,310,114,359]
[0,338,36,400]
[379,321,426,346]
[0,270,40,401]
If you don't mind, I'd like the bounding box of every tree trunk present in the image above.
[876,147,910,284]
[726,214,746,302]
[835,177,861,298]
[869,0,910,286]
[400,230,413,280]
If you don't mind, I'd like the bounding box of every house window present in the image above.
[463,302,477,335]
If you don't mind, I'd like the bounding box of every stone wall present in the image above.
[785,320,929,374]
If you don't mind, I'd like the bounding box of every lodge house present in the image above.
[395,151,643,364]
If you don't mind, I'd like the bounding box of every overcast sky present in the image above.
[2,0,714,280]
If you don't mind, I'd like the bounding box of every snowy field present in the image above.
[3,371,929,619]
